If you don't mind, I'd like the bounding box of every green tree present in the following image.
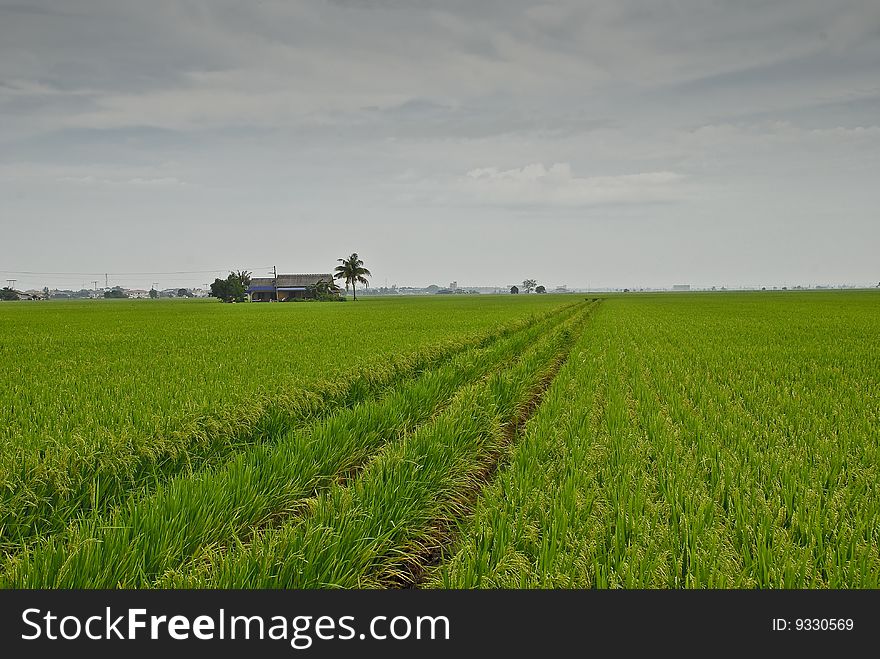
[209,278,228,301]
[149,288,159,299]
[535,285,546,294]
[210,273,247,303]
[334,253,372,301]
[510,285,519,294]
[522,279,537,294]
[104,287,128,299]
[0,287,19,301]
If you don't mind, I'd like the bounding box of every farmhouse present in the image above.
[10,290,46,301]
[247,273,335,302]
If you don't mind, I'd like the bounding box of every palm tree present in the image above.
[232,270,252,287]
[334,253,372,301]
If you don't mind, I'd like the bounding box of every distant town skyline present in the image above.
[2,2,878,291]
[11,274,877,298]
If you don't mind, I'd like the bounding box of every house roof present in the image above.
[248,273,334,291]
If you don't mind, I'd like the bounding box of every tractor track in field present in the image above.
[194,301,599,589]
[227,304,586,535]
[209,346,557,550]
[387,300,602,589]
[149,304,591,587]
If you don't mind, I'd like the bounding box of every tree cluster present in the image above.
[210,270,251,303]
[513,280,546,294]
[0,287,19,301]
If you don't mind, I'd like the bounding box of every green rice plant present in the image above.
[7,289,874,590]
[0,298,578,550]
[161,305,588,588]
[1,295,570,464]
[1,303,589,587]
[433,291,880,588]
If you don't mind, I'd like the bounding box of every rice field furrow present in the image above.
[159,305,591,588]
[424,305,613,587]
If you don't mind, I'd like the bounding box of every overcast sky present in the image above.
[1,0,878,291]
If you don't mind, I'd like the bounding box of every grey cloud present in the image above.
[1,1,878,289]
[0,3,82,17]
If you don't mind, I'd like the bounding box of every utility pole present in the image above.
[92,280,99,291]
[273,265,277,302]
[105,273,109,289]
[6,279,15,289]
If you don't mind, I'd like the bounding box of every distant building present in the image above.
[449,281,458,291]
[6,289,45,301]
[247,273,334,302]
[672,284,691,291]
[22,289,48,300]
